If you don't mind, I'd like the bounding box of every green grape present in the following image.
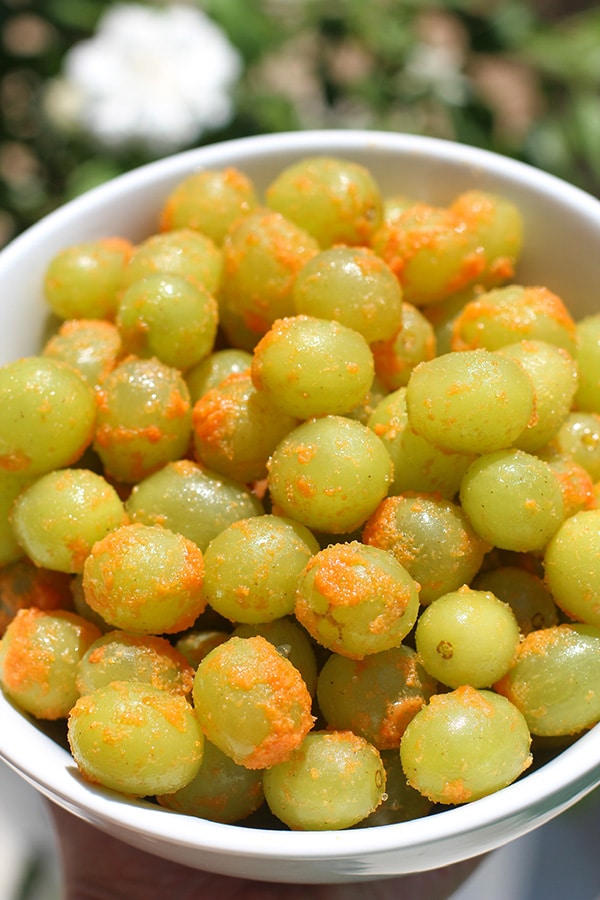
[219,208,319,338]
[415,586,521,689]
[400,686,532,805]
[266,415,393,534]
[67,681,204,797]
[355,749,433,827]
[472,565,559,635]
[292,246,403,343]
[232,617,318,697]
[174,630,229,667]
[371,203,484,307]
[494,624,600,735]
[159,167,259,244]
[368,387,475,499]
[93,356,192,484]
[125,458,263,552]
[537,449,596,518]
[42,319,122,388]
[405,348,535,455]
[43,237,133,320]
[251,315,375,419]
[76,630,195,697]
[0,559,72,636]
[185,348,252,405]
[295,540,419,658]
[0,357,97,479]
[346,374,389,425]
[192,635,314,769]
[551,411,600,481]
[192,370,298,485]
[82,522,206,635]
[121,228,223,295]
[499,340,578,452]
[157,738,264,823]
[0,474,31,566]
[202,514,319,624]
[459,448,565,552]
[265,156,384,248]
[543,508,600,627]
[573,314,600,412]
[372,302,436,391]
[449,189,523,287]
[0,608,101,719]
[116,273,218,371]
[362,493,487,605]
[423,286,479,356]
[383,194,418,224]
[216,296,262,353]
[451,285,577,355]
[70,573,111,633]
[262,731,386,830]
[10,468,127,573]
[316,645,437,749]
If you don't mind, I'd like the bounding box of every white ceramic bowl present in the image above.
[1,130,600,885]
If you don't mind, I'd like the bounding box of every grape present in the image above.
[42,319,122,388]
[76,630,195,697]
[219,209,319,338]
[423,285,478,356]
[121,228,223,296]
[0,559,72,636]
[573,314,600,412]
[449,189,523,287]
[535,448,596,518]
[265,156,384,248]
[405,348,536,455]
[0,608,101,719]
[251,315,375,419]
[451,284,577,355]
[185,348,252,405]
[543,508,600,627]
[292,245,403,343]
[67,681,204,797]
[10,468,127,573]
[499,340,578,453]
[262,731,386,830]
[159,167,259,244]
[0,357,97,479]
[232,617,318,697]
[156,739,264,824]
[93,356,192,484]
[192,635,314,769]
[371,203,485,307]
[82,522,206,635]
[125,458,264,552]
[0,474,31,566]
[43,237,133,320]
[355,749,433,826]
[192,370,298,485]
[472,565,559,635]
[367,388,475,500]
[400,686,532,805]
[294,540,419,658]
[116,273,218,371]
[362,493,487,605]
[494,624,600,735]
[316,645,437,748]
[415,586,521,688]
[174,630,229,668]
[202,514,319,624]
[266,415,393,534]
[371,302,436,391]
[459,448,565,552]
[551,411,600,481]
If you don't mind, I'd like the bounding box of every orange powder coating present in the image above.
[310,546,373,609]
[439,778,473,805]
[1,608,54,693]
[192,390,238,458]
[0,450,31,473]
[378,696,427,749]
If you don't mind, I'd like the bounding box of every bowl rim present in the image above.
[1,128,600,867]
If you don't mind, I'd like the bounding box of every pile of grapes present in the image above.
[1,155,600,831]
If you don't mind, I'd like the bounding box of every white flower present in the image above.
[45,3,242,153]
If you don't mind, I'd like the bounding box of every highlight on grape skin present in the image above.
[0,150,599,837]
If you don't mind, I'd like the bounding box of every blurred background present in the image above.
[2,2,600,898]
[2,0,600,250]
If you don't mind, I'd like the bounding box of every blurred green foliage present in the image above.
[1,0,600,246]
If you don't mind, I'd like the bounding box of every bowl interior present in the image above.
[1,130,600,884]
